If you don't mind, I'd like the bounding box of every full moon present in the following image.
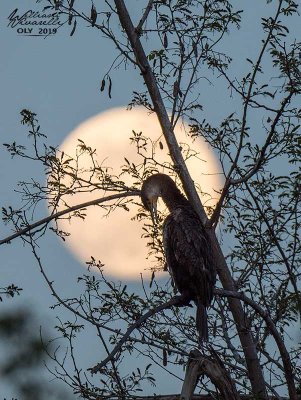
[57,107,223,280]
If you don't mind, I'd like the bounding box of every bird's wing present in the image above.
[163,207,215,305]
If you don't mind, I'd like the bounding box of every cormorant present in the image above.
[141,173,215,342]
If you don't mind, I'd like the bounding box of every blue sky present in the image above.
[1,1,300,398]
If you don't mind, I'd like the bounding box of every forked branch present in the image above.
[181,349,240,400]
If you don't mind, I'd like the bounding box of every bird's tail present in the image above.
[196,298,208,343]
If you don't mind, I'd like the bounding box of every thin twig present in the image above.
[89,295,185,374]
[209,0,285,227]
[215,288,297,400]
[0,191,139,245]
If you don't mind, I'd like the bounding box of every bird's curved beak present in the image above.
[149,198,158,225]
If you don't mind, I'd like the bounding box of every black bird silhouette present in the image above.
[141,173,216,342]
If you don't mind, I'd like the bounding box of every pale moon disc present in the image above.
[57,107,223,280]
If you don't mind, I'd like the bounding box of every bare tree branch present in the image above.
[89,295,186,375]
[209,0,289,227]
[215,289,297,400]
[0,191,139,245]
[87,285,296,400]
[181,349,240,400]
[136,0,154,34]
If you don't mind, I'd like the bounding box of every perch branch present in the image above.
[89,295,186,374]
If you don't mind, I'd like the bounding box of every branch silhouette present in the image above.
[0,191,139,246]
[89,295,186,374]
[89,287,296,400]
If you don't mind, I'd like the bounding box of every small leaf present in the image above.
[91,4,97,26]
[149,271,155,288]
[159,57,163,74]
[173,81,179,97]
[193,41,198,58]
[68,13,73,25]
[163,348,167,366]
[70,19,77,36]
[163,33,168,48]
[54,0,60,10]
[108,76,112,98]
[100,79,105,92]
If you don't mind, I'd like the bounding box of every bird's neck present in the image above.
[161,184,190,211]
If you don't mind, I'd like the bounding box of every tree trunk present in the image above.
[113,1,268,398]
[181,350,240,400]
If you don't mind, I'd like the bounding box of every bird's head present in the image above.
[141,174,163,224]
[141,173,181,223]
